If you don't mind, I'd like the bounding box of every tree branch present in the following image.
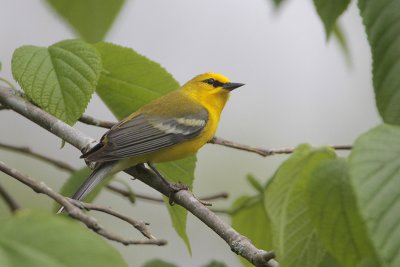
[0,160,165,246]
[0,182,21,213]
[0,86,96,153]
[0,85,278,266]
[0,142,76,172]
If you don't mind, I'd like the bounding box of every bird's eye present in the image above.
[206,78,215,85]
[202,78,224,88]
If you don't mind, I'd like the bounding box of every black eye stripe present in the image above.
[213,80,224,87]
[202,78,224,88]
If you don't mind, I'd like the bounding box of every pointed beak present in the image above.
[223,82,245,91]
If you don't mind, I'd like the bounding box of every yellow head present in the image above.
[181,72,244,112]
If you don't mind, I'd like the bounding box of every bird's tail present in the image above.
[57,161,116,213]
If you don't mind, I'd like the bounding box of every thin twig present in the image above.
[0,182,21,213]
[67,198,162,241]
[0,142,76,172]
[0,160,165,246]
[79,114,115,129]
[209,136,352,157]
[107,183,228,203]
[201,192,229,201]
[0,85,279,266]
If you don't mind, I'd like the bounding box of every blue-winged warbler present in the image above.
[62,72,244,209]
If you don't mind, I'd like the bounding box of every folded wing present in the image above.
[82,109,208,162]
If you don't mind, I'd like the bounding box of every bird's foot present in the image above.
[167,182,189,205]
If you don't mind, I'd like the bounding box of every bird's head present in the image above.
[187,72,244,93]
[181,72,244,111]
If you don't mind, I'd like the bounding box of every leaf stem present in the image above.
[0,77,17,92]
[0,182,21,213]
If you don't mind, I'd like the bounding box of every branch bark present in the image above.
[0,85,278,266]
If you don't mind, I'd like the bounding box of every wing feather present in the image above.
[83,108,208,162]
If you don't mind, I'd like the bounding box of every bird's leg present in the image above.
[147,162,188,205]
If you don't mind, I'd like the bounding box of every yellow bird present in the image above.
[64,72,244,207]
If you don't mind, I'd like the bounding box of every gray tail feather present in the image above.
[57,161,116,213]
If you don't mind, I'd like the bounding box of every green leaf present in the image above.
[0,210,127,267]
[94,42,195,253]
[156,156,196,189]
[164,202,191,254]
[264,144,336,266]
[309,158,379,267]
[272,0,286,8]
[46,0,125,43]
[333,23,351,64]
[349,124,400,266]
[142,259,178,267]
[157,156,197,255]
[231,195,273,267]
[94,42,179,119]
[201,260,228,267]
[313,0,351,37]
[246,174,264,193]
[12,39,101,125]
[54,167,114,211]
[358,0,400,125]
[318,253,342,267]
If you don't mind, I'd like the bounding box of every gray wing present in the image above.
[83,110,209,162]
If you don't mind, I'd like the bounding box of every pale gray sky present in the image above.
[0,0,380,266]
